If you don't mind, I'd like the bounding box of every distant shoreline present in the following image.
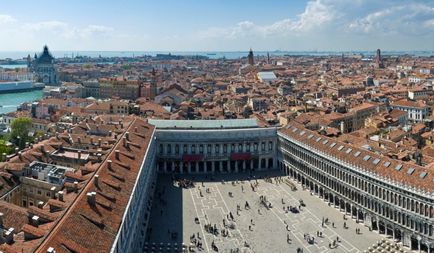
[1,50,434,61]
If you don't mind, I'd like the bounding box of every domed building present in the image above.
[28,45,59,85]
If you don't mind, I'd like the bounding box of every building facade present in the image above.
[278,123,434,252]
[151,119,278,174]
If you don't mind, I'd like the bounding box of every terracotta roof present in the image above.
[37,118,155,253]
[280,121,434,192]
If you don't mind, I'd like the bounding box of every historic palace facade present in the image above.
[278,122,434,252]
[150,119,278,174]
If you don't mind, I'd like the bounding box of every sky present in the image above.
[1,0,434,52]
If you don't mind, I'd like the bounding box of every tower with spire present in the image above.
[375,49,384,68]
[248,48,254,65]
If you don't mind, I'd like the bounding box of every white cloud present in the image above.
[0,14,16,25]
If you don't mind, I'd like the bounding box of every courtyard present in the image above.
[146,172,407,253]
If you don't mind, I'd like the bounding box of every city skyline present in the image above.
[1,0,434,52]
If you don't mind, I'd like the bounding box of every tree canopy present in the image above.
[10,117,33,149]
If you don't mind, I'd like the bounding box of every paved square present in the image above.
[147,172,399,253]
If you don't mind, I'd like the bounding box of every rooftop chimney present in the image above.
[87,192,96,206]
[107,160,112,170]
[58,191,64,202]
[50,186,56,199]
[77,137,81,144]
[74,181,78,193]
[0,212,4,228]
[47,247,56,253]
[125,132,130,141]
[134,127,138,133]
[97,153,102,162]
[94,174,99,187]
[5,227,14,244]
[123,137,127,147]
[77,150,81,160]
[31,215,39,227]
[98,138,102,147]
[115,150,120,160]
[37,201,44,209]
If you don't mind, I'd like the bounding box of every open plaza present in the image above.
[146,172,408,253]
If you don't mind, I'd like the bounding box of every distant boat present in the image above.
[207,53,217,55]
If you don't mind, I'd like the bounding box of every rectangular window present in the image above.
[238,144,243,152]
[199,145,204,154]
[223,144,227,153]
[231,144,235,152]
[191,145,196,154]
[215,144,220,154]
[175,145,179,155]
[261,142,265,151]
[183,144,187,153]
[207,145,211,154]
[246,143,251,152]
[254,143,258,151]
[268,141,273,151]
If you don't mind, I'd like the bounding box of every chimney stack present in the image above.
[5,228,14,244]
[31,215,39,227]
[77,150,81,160]
[123,137,127,147]
[50,187,56,199]
[58,191,64,202]
[94,174,99,187]
[98,138,102,147]
[97,153,102,162]
[134,127,138,133]
[87,192,96,206]
[115,150,120,160]
[0,212,4,228]
[47,247,56,253]
[107,160,112,170]
[125,132,130,141]
[37,201,44,209]
[77,137,81,144]
[74,181,78,193]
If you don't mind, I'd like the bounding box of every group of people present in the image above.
[176,178,195,188]
[189,232,203,250]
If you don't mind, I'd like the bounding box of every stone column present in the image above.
[204,162,207,174]
[164,161,168,173]
[402,231,411,248]
[242,161,246,172]
[211,161,215,174]
[219,161,223,173]
[195,162,199,174]
[180,162,184,174]
[235,161,239,173]
[188,162,192,173]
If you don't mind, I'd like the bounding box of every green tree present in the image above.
[10,117,32,149]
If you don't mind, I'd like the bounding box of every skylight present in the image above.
[395,164,403,171]
[345,148,352,154]
[383,161,391,167]
[363,155,371,161]
[338,145,344,151]
[354,151,361,157]
[330,142,336,148]
[316,137,322,142]
[407,168,415,175]
[419,172,428,179]
[373,158,381,165]
[300,131,306,136]
[322,139,329,145]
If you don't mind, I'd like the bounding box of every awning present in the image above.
[230,153,252,161]
[182,154,204,162]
